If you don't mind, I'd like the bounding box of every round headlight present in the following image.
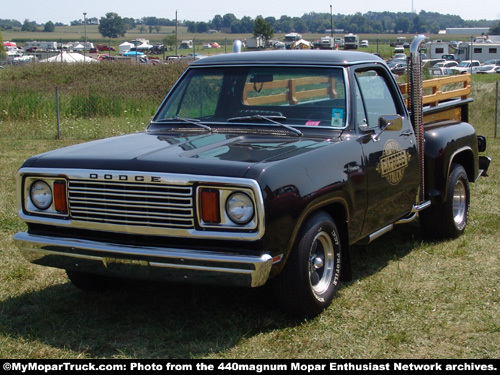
[226,192,254,224]
[30,180,52,210]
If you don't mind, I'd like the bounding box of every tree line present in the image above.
[1,11,499,37]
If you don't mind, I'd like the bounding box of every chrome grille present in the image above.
[68,179,194,228]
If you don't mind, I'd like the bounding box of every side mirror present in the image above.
[372,115,403,141]
[379,114,403,131]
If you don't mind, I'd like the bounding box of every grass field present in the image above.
[0,64,499,359]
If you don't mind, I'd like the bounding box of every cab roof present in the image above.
[190,49,385,67]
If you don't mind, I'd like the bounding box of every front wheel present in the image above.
[420,164,470,239]
[272,211,342,318]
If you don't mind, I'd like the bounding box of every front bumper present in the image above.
[14,232,273,288]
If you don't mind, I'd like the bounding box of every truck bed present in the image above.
[398,74,472,124]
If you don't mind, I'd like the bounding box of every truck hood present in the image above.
[24,131,337,178]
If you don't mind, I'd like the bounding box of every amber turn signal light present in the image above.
[53,180,68,213]
[199,189,220,223]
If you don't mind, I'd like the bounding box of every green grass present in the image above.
[0,68,499,359]
[0,62,188,124]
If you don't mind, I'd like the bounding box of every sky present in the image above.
[2,0,499,25]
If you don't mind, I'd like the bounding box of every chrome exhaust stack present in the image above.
[232,40,242,53]
[409,34,427,204]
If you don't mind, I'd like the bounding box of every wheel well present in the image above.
[320,203,352,281]
[279,202,352,282]
[449,149,475,184]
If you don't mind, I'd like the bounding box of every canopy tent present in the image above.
[292,39,313,49]
[136,43,153,51]
[40,52,99,63]
[119,42,134,55]
[72,44,85,51]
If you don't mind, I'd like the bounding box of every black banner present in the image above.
[1,359,498,374]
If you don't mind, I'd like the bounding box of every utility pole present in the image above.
[330,5,333,38]
[83,12,87,62]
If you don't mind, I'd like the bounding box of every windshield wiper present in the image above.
[153,117,212,132]
[227,115,302,136]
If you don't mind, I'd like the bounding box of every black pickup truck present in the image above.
[14,36,490,317]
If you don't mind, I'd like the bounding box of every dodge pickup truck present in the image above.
[14,36,490,317]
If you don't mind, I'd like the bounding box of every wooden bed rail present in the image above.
[398,74,471,107]
[242,76,338,106]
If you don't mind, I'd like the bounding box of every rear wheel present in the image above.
[420,164,470,239]
[272,211,342,318]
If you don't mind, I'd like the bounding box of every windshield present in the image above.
[153,66,347,129]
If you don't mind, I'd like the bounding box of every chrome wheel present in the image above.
[420,164,470,239]
[272,211,342,317]
[453,179,467,226]
[309,230,335,297]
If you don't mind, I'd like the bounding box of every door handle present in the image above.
[400,130,414,137]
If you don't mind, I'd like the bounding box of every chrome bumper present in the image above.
[14,232,273,288]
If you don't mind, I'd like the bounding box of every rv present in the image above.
[284,33,302,49]
[334,37,344,48]
[24,41,58,51]
[454,40,500,63]
[179,40,193,50]
[245,36,264,49]
[423,41,451,59]
[318,36,335,49]
[343,34,359,50]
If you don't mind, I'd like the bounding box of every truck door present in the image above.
[354,68,420,237]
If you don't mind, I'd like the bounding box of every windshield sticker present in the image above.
[331,109,344,127]
[305,120,321,126]
[376,140,411,185]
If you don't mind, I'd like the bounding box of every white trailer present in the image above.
[343,34,359,50]
[179,40,193,50]
[454,41,500,63]
[25,41,58,51]
[319,36,335,49]
[423,41,451,59]
[284,33,302,49]
[245,36,264,49]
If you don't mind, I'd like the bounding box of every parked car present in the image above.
[482,59,500,66]
[96,44,116,52]
[423,58,445,67]
[429,67,455,76]
[452,60,481,74]
[476,65,500,74]
[392,53,407,60]
[442,54,459,61]
[434,61,458,68]
[390,62,407,75]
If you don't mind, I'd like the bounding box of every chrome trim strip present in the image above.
[17,168,266,241]
[14,232,273,288]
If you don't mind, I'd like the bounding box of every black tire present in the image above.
[66,270,119,292]
[420,164,470,239]
[272,211,342,318]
